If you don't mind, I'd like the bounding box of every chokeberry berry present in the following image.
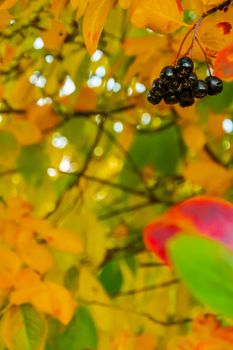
[193,80,208,98]
[151,78,166,96]
[180,88,194,102]
[163,89,179,105]
[182,72,198,89]
[179,99,195,108]
[205,76,223,96]
[147,91,162,105]
[176,56,194,78]
[160,66,177,85]
[169,78,181,90]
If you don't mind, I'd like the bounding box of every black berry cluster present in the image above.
[147,56,223,108]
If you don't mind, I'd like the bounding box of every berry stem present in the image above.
[195,37,212,76]
[187,17,203,57]
[174,26,194,64]
[176,0,232,69]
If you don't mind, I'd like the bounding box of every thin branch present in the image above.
[98,200,159,220]
[115,279,179,297]
[139,262,165,268]
[81,299,191,327]
[63,104,136,119]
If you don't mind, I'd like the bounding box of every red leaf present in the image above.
[217,22,232,35]
[144,196,233,263]
[176,0,183,13]
[214,43,233,81]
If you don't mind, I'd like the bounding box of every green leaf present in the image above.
[59,307,98,350]
[120,126,182,187]
[99,260,123,296]
[168,234,233,319]
[200,82,233,113]
[0,130,20,167]
[17,145,49,185]
[2,305,47,350]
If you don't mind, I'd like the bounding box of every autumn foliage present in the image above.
[0,0,233,349]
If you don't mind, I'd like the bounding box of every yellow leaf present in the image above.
[26,105,60,132]
[71,0,89,19]
[6,75,39,109]
[5,119,42,145]
[17,230,53,275]
[183,152,233,195]
[78,267,112,331]
[51,0,67,18]
[11,280,76,325]
[83,0,114,54]
[131,0,185,34]
[75,86,97,111]
[41,227,83,254]
[0,247,21,289]
[199,8,233,53]
[182,124,206,151]
[14,268,41,289]
[31,282,76,325]
[118,0,131,9]
[200,0,224,5]
[41,20,67,50]
[0,0,16,10]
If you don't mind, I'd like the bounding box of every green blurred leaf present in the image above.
[201,82,233,113]
[17,145,49,185]
[2,305,47,350]
[169,234,233,319]
[59,307,98,350]
[99,260,123,296]
[0,130,20,167]
[120,126,182,187]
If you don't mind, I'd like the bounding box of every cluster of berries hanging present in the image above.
[147,57,223,108]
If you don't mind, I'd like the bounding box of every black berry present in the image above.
[180,88,194,102]
[163,89,179,105]
[160,66,177,85]
[179,99,195,108]
[182,72,198,89]
[151,78,166,96]
[176,56,194,78]
[169,78,181,90]
[147,91,162,105]
[193,80,208,98]
[205,76,223,96]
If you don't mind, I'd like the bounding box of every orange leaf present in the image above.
[17,230,53,275]
[0,247,21,289]
[83,0,114,54]
[5,119,42,145]
[31,282,76,325]
[41,19,67,50]
[0,0,17,10]
[131,0,185,34]
[214,43,233,81]
[40,227,83,255]
[26,105,60,132]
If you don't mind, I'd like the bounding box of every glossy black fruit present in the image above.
[169,78,181,90]
[151,78,166,96]
[193,80,208,98]
[176,56,194,78]
[163,89,179,105]
[205,76,223,95]
[180,89,194,102]
[182,72,198,89]
[160,66,177,85]
[179,99,195,107]
[147,91,162,105]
